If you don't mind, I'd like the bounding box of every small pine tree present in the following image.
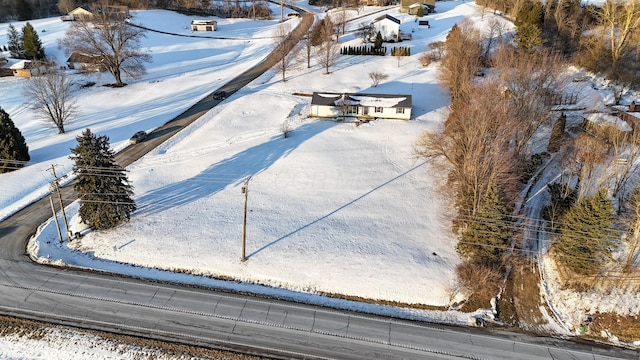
[70,129,136,230]
[553,189,616,275]
[374,31,383,50]
[7,24,23,59]
[0,107,30,173]
[457,184,511,265]
[416,6,424,17]
[22,22,45,60]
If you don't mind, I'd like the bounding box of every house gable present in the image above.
[370,14,401,41]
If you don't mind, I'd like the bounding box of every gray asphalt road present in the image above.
[0,9,638,360]
[0,261,635,359]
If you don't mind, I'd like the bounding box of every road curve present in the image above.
[0,8,638,360]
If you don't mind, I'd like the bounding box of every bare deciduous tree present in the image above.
[440,19,482,102]
[301,27,313,68]
[59,1,151,87]
[315,17,338,74]
[356,21,375,43]
[58,0,77,14]
[624,187,640,271]
[415,80,518,224]
[274,23,294,81]
[571,134,609,199]
[368,71,388,87]
[599,0,640,74]
[493,46,567,161]
[23,65,77,134]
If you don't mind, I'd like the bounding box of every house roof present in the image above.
[67,52,103,64]
[311,92,412,108]
[371,14,400,25]
[191,20,216,25]
[69,6,92,15]
[10,60,31,69]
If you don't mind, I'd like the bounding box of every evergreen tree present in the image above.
[416,5,424,17]
[553,189,616,275]
[457,184,511,265]
[547,112,566,152]
[0,107,30,173]
[7,24,23,59]
[515,22,544,52]
[374,31,383,50]
[70,129,136,230]
[22,23,45,60]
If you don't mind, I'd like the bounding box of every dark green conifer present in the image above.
[374,31,383,50]
[0,107,30,173]
[70,129,136,230]
[22,22,45,60]
[7,24,23,58]
[553,189,616,275]
[457,184,511,265]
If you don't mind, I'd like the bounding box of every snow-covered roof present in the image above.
[191,19,216,25]
[9,60,29,70]
[371,14,401,25]
[311,92,412,108]
[584,112,633,132]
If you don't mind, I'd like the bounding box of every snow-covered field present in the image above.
[1,0,639,357]
[10,2,480,307]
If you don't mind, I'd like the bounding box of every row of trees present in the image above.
[0,107,136,230]
[7,22,45,59]
[491,0,640,104]
[418,1,640,285]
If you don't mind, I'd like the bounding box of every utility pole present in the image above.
[49,195,63,243]
[241,176,252,262]
[50,164,71,240]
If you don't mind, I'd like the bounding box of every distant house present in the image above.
[370,14,401,42]
[68,6,93,21]
[66,5,129,21]
[66,52,106,72]
[10,60,45,77]
[310,92,412,120]
[191,20,217,31]
[400,0,435,14]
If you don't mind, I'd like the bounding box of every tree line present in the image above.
[416,0,640,303]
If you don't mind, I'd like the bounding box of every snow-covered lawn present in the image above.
[2,0,640,357]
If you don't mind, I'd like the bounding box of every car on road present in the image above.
[213,90,227,100]
[129,131,147,144]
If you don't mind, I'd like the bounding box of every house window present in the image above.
[396,107,405,114]
[347,105,358,114]
[375,107,383,113]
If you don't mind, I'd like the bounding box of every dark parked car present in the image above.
[213,90,227,100]
[129,131,147,144]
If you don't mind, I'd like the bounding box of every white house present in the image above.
[370,14,400,42]
[310,92,412,120]
[191,20,217,31]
